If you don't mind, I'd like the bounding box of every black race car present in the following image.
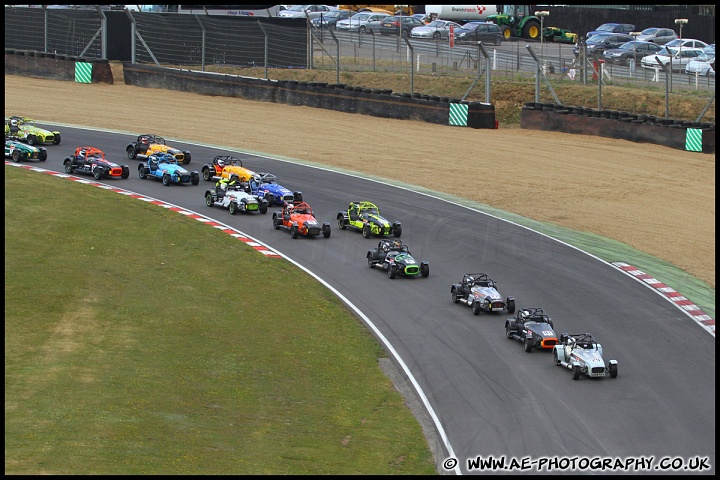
[367,239,429,279]
[505,307,559,352]
[450,273,515,315]
[63,146,130,180]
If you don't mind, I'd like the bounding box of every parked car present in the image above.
[5,116,61,145]
[138,152,200,186]
[335,12,389,34]
[378,15,425,37]
[200,155,256,183]
[664,38,709,50]
[450,272,515,315]
[126,134,191,164]
[574,33,634,58]
[411,13,429,24]
[410,19,461,40]
[5,137,47,162]
[272,201,331,239]
[205,180,269,215]
[633,27,677,45]
[505,307,559,353]
[641,47,704,71]
[553,332,618,380]
[366,239,429,279]
[337,201,402,238]
[602,40,663,66]
[453,21,503,45]
[277,4,335,19]
[63,146,130,180]
[585,22,634,39]
[685,46,715,76]
[310,9,354,30]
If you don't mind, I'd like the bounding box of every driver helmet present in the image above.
[79,149,87,157]
[10,119,18,127]
[393,240,402,249]
[217,159,225,168]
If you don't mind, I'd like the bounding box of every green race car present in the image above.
[337,201,402,238]
[5,137,48,162]
[5,116,61,146]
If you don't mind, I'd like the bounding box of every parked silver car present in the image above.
[335,11,389,34]
[633,27,677,45]
[277,5,335,20]
[410,20,462,40]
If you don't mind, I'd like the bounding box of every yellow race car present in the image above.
[126,133,192,164]
[200,155,257,183]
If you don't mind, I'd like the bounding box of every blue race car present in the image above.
[252,172,296,207]
[138,152,200,186]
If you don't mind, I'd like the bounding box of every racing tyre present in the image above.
[260,204,268,215]
[524,338,533,353]
[265,193,274,207]
[205,192,214,207]
[393,224,402,237]
[138,166,147,179]
[229,202,238,215]
[322,224,331,238]
[367,256,375,268]
[39,150,47,161]
[572,365,581,380]
[507,298,515,314]
[64,160,73,173]
[471,301,481,316]
[93,167,104,180]
[553,350,561,365]
[27,135,37,146]
[505,324,513,339]
[202,168,213,181]
[127,146,136,159]
[609,364,618,378]
[273,214,281,229]
[362,224,372,238]
[183,153,191,164]
[121,166,130,179]
[388,264,397,279]
[53,134,61,145]
[12,150,21,162]
[290,225,299,239]
[191,172,200,185]
[162,173,171,186]
[338,216,346,230]
[451,288,459,303]
[420,263,429,278]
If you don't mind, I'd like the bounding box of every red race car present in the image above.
[272,201,331,239]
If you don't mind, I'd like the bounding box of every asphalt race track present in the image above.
[16,124,715,475]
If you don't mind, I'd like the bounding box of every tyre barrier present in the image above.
[5,50,113,84]
[521,102,715,154]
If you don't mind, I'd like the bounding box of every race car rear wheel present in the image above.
[338,216,346,230]
[553,350,561,365]
[202,168,213,181]
[205,192,214,207]
[367,257,375,268]
[471,301,481,315]
[451,288,459,303]
[505,324,513,339]
[272,214,281,229]
[64,160,73,173]
[126,146,136,159]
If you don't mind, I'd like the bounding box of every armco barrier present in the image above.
[520,102,715,154]
[5,49,113,84]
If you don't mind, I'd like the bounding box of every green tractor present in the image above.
[486,5,541,40]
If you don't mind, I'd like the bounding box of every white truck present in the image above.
[425,5,499,23]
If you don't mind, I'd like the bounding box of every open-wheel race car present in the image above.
[63,146,130,180]
[5,136,47,162]
[138,152,200,186]
[126,134,191,164]
[505,307,558,352]
[451,273,515,315]
[553,332,618,380]
[367,239,429,279]
[5,116,61,145]
[205,180,269,215]
[201,155,257,183]
[337,201,402,238]
[252,172,296,207]
[272,201,331,239]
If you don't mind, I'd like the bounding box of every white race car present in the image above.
[553,333,618,380]
[204,183,268,215]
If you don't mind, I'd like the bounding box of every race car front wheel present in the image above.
[53,134,61,145]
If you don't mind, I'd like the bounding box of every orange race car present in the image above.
[272,201,331,239]
[201,155,257,183]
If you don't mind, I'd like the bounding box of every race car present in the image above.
[63,146,130,180]
[253,172,296,207]
[5,137,47,162]
[450,273,515,315]
[337,201,402,238]
[138,152,200,186]
[272,201,331,239]
[553,332,618,380]
[366,239,429,279]
[201,155,257,183]
[5,116,61,145]
[205,180,268,215]
[505,307,558,352]
[126,134,192,164]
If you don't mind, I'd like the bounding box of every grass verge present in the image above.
[4,166,436,474]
